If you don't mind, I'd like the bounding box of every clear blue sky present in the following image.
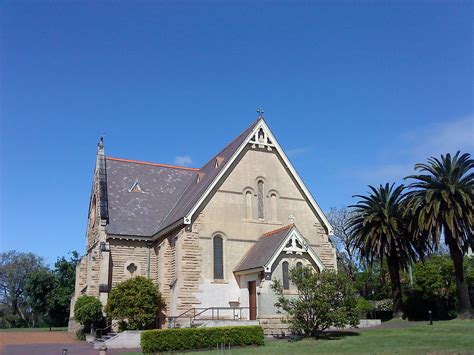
[1,1,472,266]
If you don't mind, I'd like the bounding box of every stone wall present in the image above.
[108,239,158,288]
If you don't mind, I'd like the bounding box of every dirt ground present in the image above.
[0,331,80,354]
[0,331,139,355]
[0,331,79,346]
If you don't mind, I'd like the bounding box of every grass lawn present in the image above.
[125,319,474,354]
[0,327,68,332]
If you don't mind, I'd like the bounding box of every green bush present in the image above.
[105,276,163,330]
[357,297,374,318]
[73,295,104,333]
[140,325,264,353]
[271,268,359,337]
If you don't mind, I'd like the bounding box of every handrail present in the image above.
[96,320,119,338]
[168,306,257,328]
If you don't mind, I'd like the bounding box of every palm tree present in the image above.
[405,151,473,318]
[349,183,416,317]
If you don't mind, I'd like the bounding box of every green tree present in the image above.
[105,276,163,330]
[25,269,58,329]
[405,255,458,320]
[50,252,79,325]
[74,295,104,334]
[349,183,416,317]
[405,152,474,318]
[271,268,359,338]
[25,251,79,328]
[0,251,45,327]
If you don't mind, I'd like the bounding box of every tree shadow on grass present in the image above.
[318,330,360,340]
[285,330,360,343]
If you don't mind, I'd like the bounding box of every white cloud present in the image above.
[286,147,309,157]
[174,155,193,167]
[356,115,474,184]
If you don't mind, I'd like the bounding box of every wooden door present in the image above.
[248,281,257,320]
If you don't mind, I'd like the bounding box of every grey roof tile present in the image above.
[154,118,261,234]
[234,224,294,272]
[105,157,197,236]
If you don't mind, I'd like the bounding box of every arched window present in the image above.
[213,235,224,279]
[245,191,253,220]
[296,262,303,270]
[282,261,289,290]
[257,180,264,219]
[270,193,277,222]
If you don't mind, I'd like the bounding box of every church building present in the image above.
[70,116,337,331]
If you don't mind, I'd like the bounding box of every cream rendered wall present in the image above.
[194,147,335,313]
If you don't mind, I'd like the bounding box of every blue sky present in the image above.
[1,1,472,266]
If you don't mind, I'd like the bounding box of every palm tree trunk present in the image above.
[387,254,404,318]
[447,238,473,318]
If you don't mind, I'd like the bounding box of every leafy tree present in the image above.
[25,269,58,329]
[349,183,416,317]
[271,268,359,338]
[353,261,391,301]
[25,251,79,328]
[105,276,163,330]
[327,207,358,278]
[50,252,79,325]
[404,152,474,318]
[0,251,45,327]
[405,254,458,320]
[74,295,104,333]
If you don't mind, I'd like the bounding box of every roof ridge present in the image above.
[200,117,261,168]
[106,157,199,171]
[262,224,294,237]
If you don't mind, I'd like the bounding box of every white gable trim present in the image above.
[183,118,333,234]
[264,228,325,272]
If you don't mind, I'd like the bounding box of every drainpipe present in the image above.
[146,240,153,279]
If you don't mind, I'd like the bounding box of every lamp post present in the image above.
[428,310,433,325]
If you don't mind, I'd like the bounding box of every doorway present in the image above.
[248,281,257,320]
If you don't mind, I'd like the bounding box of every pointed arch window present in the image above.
[257,180,264,220]
[282,261,289,290]
[213,235,224,279]
[296,262,303,270]
[245,191,253,219]
[270,193,277,222]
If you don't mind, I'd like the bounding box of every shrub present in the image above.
[140,325,264,353]
[105,276,163,330]
[357,297,374,318]
[73,295,104,333]
[271,267,359,338]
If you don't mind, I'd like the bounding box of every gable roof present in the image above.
[152,118,261,236]
[234,225,294,272]
[234,224,325,272]
[153,117,333,238]
[104,157,197,236]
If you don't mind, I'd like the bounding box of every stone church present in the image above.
[69,116,336,330]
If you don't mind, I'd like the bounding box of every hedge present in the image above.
[140,325,264,353]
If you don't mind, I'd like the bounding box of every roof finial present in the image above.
[97,136,104,155]
[256,108,264,118]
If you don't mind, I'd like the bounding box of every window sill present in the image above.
[211,279,228,284]
[242,219,282,226]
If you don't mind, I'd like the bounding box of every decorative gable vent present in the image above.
[128,179,142,193]
[197,172,206,183]
[215,156,224,169]
[249,126,273,150]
